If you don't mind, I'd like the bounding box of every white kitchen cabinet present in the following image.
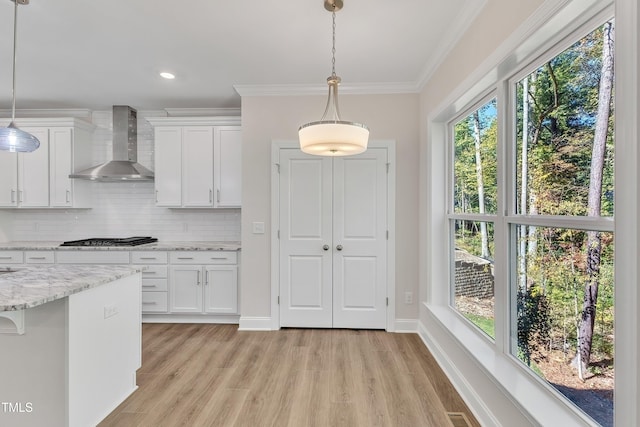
[214,127,242,208]
[0,127,49,207]
[154,127,182,207]
[147,117,241,208]
[169,251,238,314]
[132,251,169,314]
[182,127,215,207]
[0,118,94,209]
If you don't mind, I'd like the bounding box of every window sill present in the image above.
[421,302,599,427]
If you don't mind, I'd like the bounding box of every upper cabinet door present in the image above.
[0,151,18,207]
[214,127,242,208]
[18,127,50,208]
[182,127,214,207]
[154,127,183,207]
[49,127,73,207]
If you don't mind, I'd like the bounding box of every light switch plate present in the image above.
[252,222,265,234]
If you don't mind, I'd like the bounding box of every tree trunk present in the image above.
[472,111,489,258]
[572,21,614,379]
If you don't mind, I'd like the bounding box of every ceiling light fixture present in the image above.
[298,0,369,156]
[0,0,39,153]
[160,72,175,80]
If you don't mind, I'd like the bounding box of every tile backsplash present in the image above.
[0,110,241,242]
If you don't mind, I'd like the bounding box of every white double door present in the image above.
[278,148,388,329]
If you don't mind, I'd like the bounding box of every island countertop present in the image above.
[0,265,143,311]
[0,241,241,251]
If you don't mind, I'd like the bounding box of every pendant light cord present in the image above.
[10,0,19,123]
[331,7,336,79]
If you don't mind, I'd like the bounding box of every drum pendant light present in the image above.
[298,0,369,156]
[0,0,40,153]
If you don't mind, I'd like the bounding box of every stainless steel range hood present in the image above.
[70,106,154,181]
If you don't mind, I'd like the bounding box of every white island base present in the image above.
[0,273,141,427]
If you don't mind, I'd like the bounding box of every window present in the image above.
[447,21,615,426]
[452,99,497,338]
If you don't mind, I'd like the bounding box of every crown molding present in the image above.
[0,108,93,119]
[163,108,240,117]
[233,81,419,97]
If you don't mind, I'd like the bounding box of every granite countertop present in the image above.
[0,241,241,251]
[0,265,143,311]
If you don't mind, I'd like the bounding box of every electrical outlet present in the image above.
[404,291,413,304]
[104,304,119,319]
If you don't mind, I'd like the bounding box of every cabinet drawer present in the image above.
[25,251,55,264]
[141,291,168,313]
[56,251,130,264]
[139,265,168,278]
[141,278,168,291]
[170,251,237,264]
[0,251,24,264]
[131,251,168,264]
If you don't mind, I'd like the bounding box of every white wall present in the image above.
[0,111,240,242]
[240,93,419,322]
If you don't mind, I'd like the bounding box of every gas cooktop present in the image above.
[60,237,158,247]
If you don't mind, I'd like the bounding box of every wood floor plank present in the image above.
[99,324,480,427]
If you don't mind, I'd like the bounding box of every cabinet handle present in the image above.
[209,189,213,203]
[142,271,156,275]
[217,188,220,203]
[177,257,194,260]
[205,270,209,286]
[142,284,157,288]
[197,270,201,285]
[18,190,23,202]
[28,257,47,260]
[0,256,13,259]
[142,301,157,305]
[155,190,159,203]
[66,190,71,204]
[10,189,15,203]
[210,257,228,260]
[140,257,157,260]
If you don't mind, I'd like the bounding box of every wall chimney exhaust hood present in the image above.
[70,105,154,181]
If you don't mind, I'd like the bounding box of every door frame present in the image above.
[270,140,396,331]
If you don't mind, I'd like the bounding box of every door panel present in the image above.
[333,149,387,329]
[279,151,333,328]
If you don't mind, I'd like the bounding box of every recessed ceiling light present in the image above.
[160,72,175,79]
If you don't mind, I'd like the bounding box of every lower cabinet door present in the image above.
[204,265,238,314]
[169,266,203,313]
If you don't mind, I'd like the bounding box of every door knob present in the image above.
[323,244,330,251]
[336,245,343,251]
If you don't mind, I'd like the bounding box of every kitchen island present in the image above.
[0,265,142,427]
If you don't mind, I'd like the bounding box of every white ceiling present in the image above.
[0,0,482,112]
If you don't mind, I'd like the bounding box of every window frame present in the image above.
[430,1,624,425]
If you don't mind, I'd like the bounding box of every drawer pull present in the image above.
[142,284,157,288]
[210,257,228,260]
[142,271,157,274]
[140,257,158,260]
[142,301,157,305]
[0,256,13,259]
[28,257,47,260]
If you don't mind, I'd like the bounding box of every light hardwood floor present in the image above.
[99,324,480,427]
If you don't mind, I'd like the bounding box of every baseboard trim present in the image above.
[238,316,274,331]
[142,314,239,324]
[394,318,419,333]
[417,320,500,427]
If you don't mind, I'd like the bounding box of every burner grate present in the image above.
[60,237,158,247]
